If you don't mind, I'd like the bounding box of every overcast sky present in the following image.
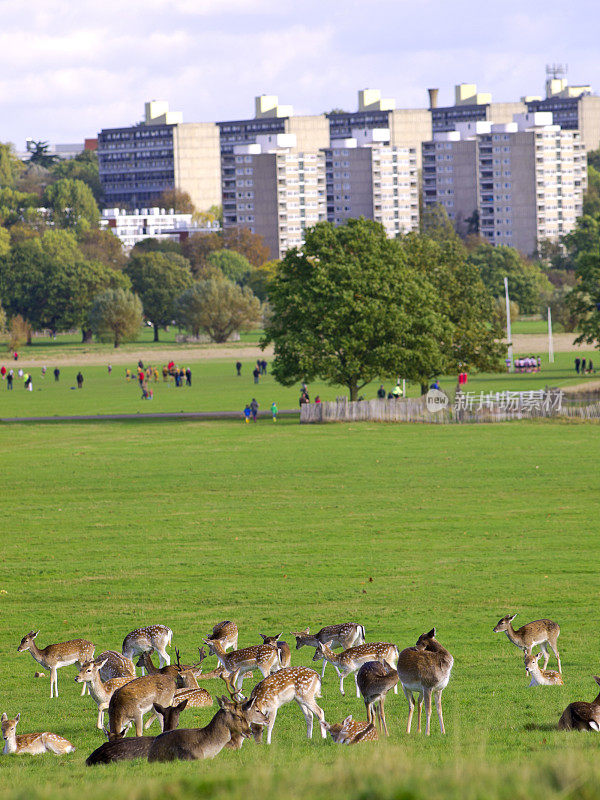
[1,0,597,148]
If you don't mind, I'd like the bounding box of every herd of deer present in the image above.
[2,613,599,764]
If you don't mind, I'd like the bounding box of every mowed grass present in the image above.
[1,419,600,799]
[0,349,596,419]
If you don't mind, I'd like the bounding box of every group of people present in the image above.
[575,357,594,375]
[252,359,268,383]
[377,383,404,400]
[0,365,83,391]
[514,356,541,373]
[243,399,279,422]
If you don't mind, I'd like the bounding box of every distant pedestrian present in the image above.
[0,365,5,380]
[7,371,13,390]
[108,364,112,374]
[236,361,242,376]
[581,358,587,374]
[138,360,144,370]
[76,371,84,388]
[23,373,31,390]
[18,368,23,379]
[250,398,259,422]
[377,384,386,399]
[589,359,594,374]
[185,368,192,386]
[243,404,251,424]
[41,365,46,377]
[575,357,581,374]
[141,380,149,399]
[392,385,401,399]
[430,379,440,390]
[253,366,260,384]
[13,351,18,361]
[261,359,267,375]
[315,395,321,404]
[271,401,278,422]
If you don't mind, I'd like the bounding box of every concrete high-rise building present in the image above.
[323,128,419,237]
[429,83,526,134]
[422,113,587,255]
[98,101,221,211]
[230,134,326,259]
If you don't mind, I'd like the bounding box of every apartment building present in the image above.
[100,207,220,249]
[98,101,221,212]
[230,133,326,259]
[323,128,419,237]
[430,83,526,134]
[422,113,587,255]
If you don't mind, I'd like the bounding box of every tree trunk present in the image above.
[153,324,159,342]
[81,328,93,343]
[27,332,32,345]
[348,377,358,401]
[420,382,429,395]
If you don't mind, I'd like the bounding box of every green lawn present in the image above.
[1,420,600,799]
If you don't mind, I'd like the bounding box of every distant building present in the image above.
[422,113,587,255]
[97,101,221,212]
[101,207,220,249]
[429,83,527,134]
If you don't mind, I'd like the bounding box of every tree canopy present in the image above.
[43,178,100,229]
[89,288,143,348]
[208,249,252,284]
[176,278,261,342]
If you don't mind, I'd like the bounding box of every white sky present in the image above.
[1,0,598,147]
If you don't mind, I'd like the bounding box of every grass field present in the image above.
[0,349,596,419]
[1,419,600,799]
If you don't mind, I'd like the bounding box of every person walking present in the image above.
[7,370,13,390]
[243,404,251,424]
[108,363,112,375]
[581,358,587,374]
[24,373,32,391]
[250,397,259,422]
[588,359,594,374]
[185,367,192,386]
[377,384,386,399]
[236,361,242,376]
[0,365,5,380]
[253,365,260,384]
[76,371,84,389]
[271,401,278,422]
[575,357,581,374]
[261,359,267,375]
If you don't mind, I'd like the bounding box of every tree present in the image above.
[89,288,143,348]
[43,178,100,229]
[222,227,269,267]
[246,259,280,301]
[207,249,252,284]
[14,163,53,197]
[52,150,103,206]
[570,251,600,349]
[195,204,223,225]
[77,228,127,270]
[420,203,459,243]
[262,219,450,400]
[0,302,5,333]
[154,188,195,213]
[544,286,580,333]
[180,232,222,277]
[125,252,193,341]
[7,314,30,351]
[27,141,59,168]
[131,238,182,256]
[0,143,23,188]
[176,278,261,342]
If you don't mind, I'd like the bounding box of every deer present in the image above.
[106,666,185,740]
[326,715,378,744]
[396,627,454,736]
[290,624,366,677]
[244,666,328,745]
[524,652,564,687]
[493,614,561,673]
[143,672,213,730]
[558,677,600,731]
[86,700,188,765]
[122,625,172,670]
[205,620,238,652]
[356,660,399,735]
[312,641,398,697]
[95,651,136,680]
[75,658,136,729]
[147,695,268,762]
[203,637,280,691]
[1,713,75,755]
[17,630,95,698]
[259,633,291,668]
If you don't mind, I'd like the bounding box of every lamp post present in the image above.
[504,276,513,372]
[548,306,554,364]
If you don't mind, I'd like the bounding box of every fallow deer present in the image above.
[203,638,280,691]
[356,660,399,735]
[143,674,213,730]
[396,628,453,736]
[260,633,291,667]
[493,614,561,672]
[95,650,136,680]
[86,700,188,765]
[107,667,184,739]
[75,659,136,729]
[147,695,268,762]
[1,713,74,755]
[122,625,172,669]
[246,666,328,745]
[326,715,378,744]
[206,621,238,652]
[558,677,600,731]
[17,630,94,698]
[524,652,564,687]
[290,624,366,677]
[312,641,398,697]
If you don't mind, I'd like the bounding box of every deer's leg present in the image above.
[365,699,373,725]
[265,707,278,744]
[97,704,107,730]
[339,671,346,696]
[380,696,389,736]
[144,712,158,730]
[50,667,57,698]
[134,712,144,737]
[296,700,314,738]
[549,639,562,673]
[402,687,414,733]
[423,689,433,736]
[321,657,327,678]
[157,648,170,668]
[302,697,327,738]
[355,671,361,698]
[232,670,243,691]
[417,692,423,733]
[539,642,550,670]
[434,690,445,734]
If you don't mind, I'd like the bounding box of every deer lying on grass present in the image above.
[143,664,213,730]
[326,715,378,744]
[203,638,280,691]
[205,621,238,652]
[1,713,74,755]
[86,701,188,765]
[95,651,136,680]
[312,641,398,697]
[356,660,398,735]
[291,624,365,677]
[558,677,600,731]
[122,625,172,670]
[18,630,95,698]
[524,652,564,687]
[493,614,561,672]
[396,628,453,736]
[75,659,136,729]
[259,634,291,668]
[107,666,185,740]
[147,695,268,762]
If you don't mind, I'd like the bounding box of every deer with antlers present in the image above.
[290,624,366,677]
[203,638,280,691]
[1,713,75,755]
[122,625,172,670]
[75,659,137,729]
[17,630,95,698]
[312,641,398,697]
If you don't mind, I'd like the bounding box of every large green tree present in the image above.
[176,278,261,341]
[125,252,193,341]
[207,249,252,285]
[89,288,143,348]
[262,218,450,400]
[570,251,600,349]
[52,150,103,205]
[43,178,100,229]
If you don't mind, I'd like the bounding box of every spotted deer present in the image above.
[559,677,600,731]
[524,652,564,687]
[122,625,172,669]
[246,666,328,745]
[17,630,95,698]
[107,667,185,740]
[397,628,453,736]
[95,651,136,680]
[1,713,75,755]
[291,624,366,677]
[75,659,136,729]
[206,621,238,652]
[312,641,398,697]
[259,634,291,668]
[356,660,399,735]
[144,679,213,730]
[493,614,561,672]
[326,715,378,744]
[203,638,280,691]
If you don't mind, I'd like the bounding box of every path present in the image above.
[0,408,299,424]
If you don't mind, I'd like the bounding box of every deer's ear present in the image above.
[276,632,282,641]
[15,713,20,723]
[343,715,353,725]
[175,699,188,713]
[97,659,108,670]
[153,703,165,716]
[1,713,7,722]
[426,628,436,638]
[508,614,517,622]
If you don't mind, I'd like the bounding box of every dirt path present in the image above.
[510,333,595,354]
